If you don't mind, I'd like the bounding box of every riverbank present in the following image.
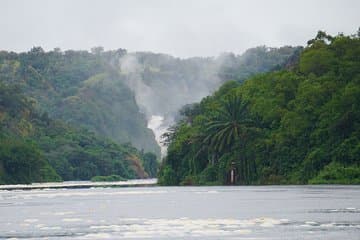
[0,178,157,190]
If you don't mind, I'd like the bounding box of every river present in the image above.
[0,184,359,239]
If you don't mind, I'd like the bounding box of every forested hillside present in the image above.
[0,82,158,184]
[0,48,160,156]
[158,31,360,185]
[0,43,301,184]
[0,46,299,158]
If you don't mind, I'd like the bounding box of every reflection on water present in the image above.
[0,185,359,239]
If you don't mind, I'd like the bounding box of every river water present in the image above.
[0,184,359,239]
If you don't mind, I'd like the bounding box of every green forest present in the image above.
[0,47,160,156]
[0,42,296,184]
[1,30,359,185]
[158,31,360,185]
[0,49,160,184]
[0,81,159,184]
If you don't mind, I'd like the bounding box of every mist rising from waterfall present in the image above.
[118,52,224,156]
[147,115,169,157]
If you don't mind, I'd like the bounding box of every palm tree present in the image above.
[204,94,252,154]
[202,93,255,184]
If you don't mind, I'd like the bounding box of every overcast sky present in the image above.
[1,0,359,57]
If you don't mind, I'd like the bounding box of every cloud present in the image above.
[1,0,359,57]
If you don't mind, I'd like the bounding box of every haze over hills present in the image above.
[1,30,359,185]
[1,45,299,153]
[0,44,299,183]
[118,46,300,154]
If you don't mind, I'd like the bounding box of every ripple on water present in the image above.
[81,217,287,238]
[2,216,360,239]
[54,211,75,216]
[3,189,168,200]
[311,207,360,213]
[62,218,83,222]
[81,233,112,239]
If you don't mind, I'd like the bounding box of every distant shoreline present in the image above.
[1,179,359,191]
[0,179,157,191]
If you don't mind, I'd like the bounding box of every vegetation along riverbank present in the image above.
[158,31,360,185]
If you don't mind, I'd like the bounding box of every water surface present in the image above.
[0,185,359,239]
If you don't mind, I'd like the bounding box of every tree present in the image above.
[203,93,252,154]
[91,46,104,55]
[142,152,158,177]
[202,94,258,184]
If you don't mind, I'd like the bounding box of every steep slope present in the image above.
[0,82,151,184]
[0,49,160,156]
[159,31,360,185]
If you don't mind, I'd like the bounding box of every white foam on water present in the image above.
[39,226,62,230]
[82,233,112,239]
[90,225,120,230]
[319,207,360,213]
[298,221,360,229]
[195,190,219,194]
[320,223,336,228]
[54,211,74,216]
[234,229,252,234]
[23,219,38,223]
[207,190,219,194]
[62,218,83,222]
[35,224,45,228]
[346,207,356,210]
[304,221,319,226]
[6,189,167,200]
[0,178,157,191]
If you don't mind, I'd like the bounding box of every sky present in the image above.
[1,0,359,58]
